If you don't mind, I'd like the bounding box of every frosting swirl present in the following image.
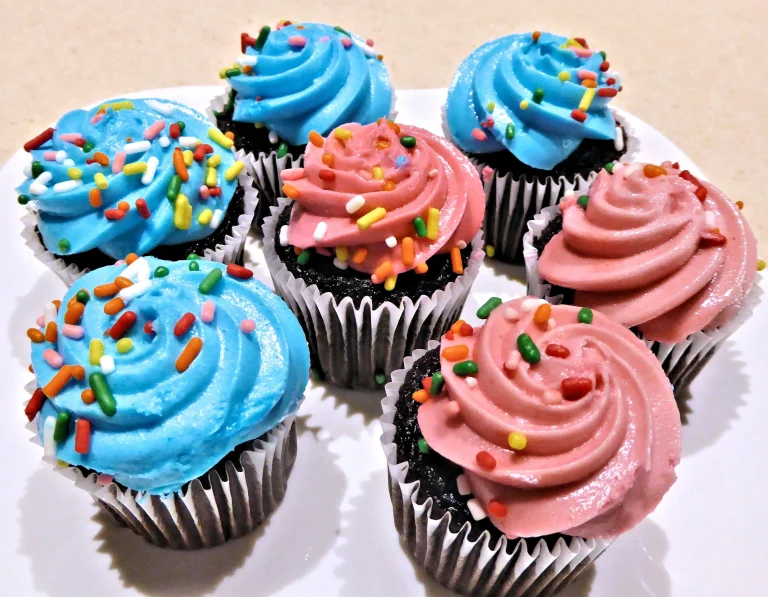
[29,257,309,494]
[445,32,621,170]
[538,163,758,343]
[227,22,393,146]
[418,298,680,538]
[280,121,485,279]
[17,98,243,260]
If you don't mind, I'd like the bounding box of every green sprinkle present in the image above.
[374,371,387,386]
[400,136,416,149]
[333,25,351,36]
[310,367,322,381]
[277,142,288,159]
[53,411,70,443]
[167,175,181,201]
[199,268,223,294]
[186,253,200,260]
[577,195,589,209]
[418,438,431,454]
[223,89,236,113]
[90,372,116,416]
[413,216,427,238]
[225,68,242,78]
[297,249,311,265]
[578,307,593,324]
[255,25,271,50]
[188,261,200,271]
[31,161,44,178]
[76,290,90,304]
[476,297,502,319]
[599,51,607,61]
[605,162,615,174]
[453,360,479,376]
[532,88,545,104]
[57,239,71,253]
[505,123,515,140]
[517,333,541,364]
[17,194,30,205]
[82,141,94,153]
[154,266,169,278]
[430,372,445,396]
[176,121,186,132]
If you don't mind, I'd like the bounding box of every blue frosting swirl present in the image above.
[17,98,242,259]
[445,32,621,170]
[31,257,309,494]
[228,22,393,146]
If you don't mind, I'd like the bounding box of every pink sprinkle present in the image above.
[319,35,330,42]
[201,300,216,323]
[90,112,105,125]
[359,169,373,181]
[199,185,210,200]
[143,120,166,140]
[316,247,332,257]
[43,349,64,369]
[43,151,58,161]
[62,324,85,339]
[112,151,126,174]
[366,38,374,47]
[572,48,594,58]
[471,128,487,141]
[114,260,125,266]
[341,38,352,49]
[36,315,45,327]
[59,133,83,143]
[577,69,597,80]
[240,319,256,334]
[288,35,307,48]
[445,401,461,417]
[481,166,495,182]
[280,167,305,181]
[97,473,114,486]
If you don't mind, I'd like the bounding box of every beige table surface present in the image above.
[2,1,765,253]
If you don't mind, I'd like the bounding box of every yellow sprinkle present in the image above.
[357,207,387,230]
[183,150,194,166]
[57,459,69,468]
[372,166,384,181]
[205,167,217,188]
[508,432,527,451]
[219,69,228,79]
[426,207,440,241]
[558,71,571,82]
[384,274,397,291]
[487,101,495,112]
[336,246,349,261]
[486,245,496,258]
[99,100,134,112]
[758,259,766,272]
[174,194,192,230]
[116,338,133,354]
[254,122,265,129]
[520,99,529,110]
[94,173,108,190]
[224,160,245,182]
[579,88,596,112]
[67,167,82,180]
[123,162,147,175]
[208,128,234,149]
[565,38,583,49]
[89,339,104,366]
[198,208,213,225]
[334,127,353,141]
[207,154,222,168]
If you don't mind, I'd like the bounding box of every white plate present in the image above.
[0,87,764,597]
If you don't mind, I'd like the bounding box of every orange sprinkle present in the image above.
[386,120,401,134]
[442,344,469,362]
[89,188,102,208]
[401,236,414,266]
[173,147,189,182]
[45,322,58,343]
[224,131,235,140]
[282,184,300,199]
[52,300,61,311]
[582,79,597,88]
[352,247,368,264]
[373,260,394,281]
[81,388,96,404]
[415,262,428,274]
[383,180,396,191]
[451,320,466,334]
[451,246,463,274]
[321,153,334,167]
[643,164,667,178]
[27,328,45,343]
[242,65,253,74]
[93,152,109,166]
[94,283,119,298]
[533,303,552,325]
[104,297,125,316]
[114,276,133,289]
[42,366,73,398]
[294,246,303,256]
[117,200,130,212]
[70,365,85,380]
[29,364,34,373]
[736,201,744,210]
[412,389,430,403]
[64,302,85,325]
[309,130,324,147]
[376,136,391,150]
[176,337,203,372]
[125,253,139,265]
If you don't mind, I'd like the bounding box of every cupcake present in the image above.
[381,297,681,596]
[18,98,255,287]
[444,32,632,264]
[212,21,393,228]
[524,162,760,396]
[262,120,486,389]
[23,257,309,549]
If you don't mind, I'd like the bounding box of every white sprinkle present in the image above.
[121,256,150,282]
[385,236,397,248]
[467,498,487,521]
[178,136,200,148]
[456,240,467,249]
[22,162,32,177]
[43,416,57,459]
[29,182,47,196]
[456,474,472,496]
[333,258,349,270]
[146,99,175,116]
[521,298,545,312]
[314,221,328,241]
[62,158,75,168]
[704,210,717,230]
[547,317,556,330]
[279,225,290,246]
[100,355,116,375]
[53,179,83,193]
[465,376,478,388]
[346,195,365,214]
[210,209,224,229]
[428,169,439,179]
[55,150,67,164]
[614,127,624,152]
[123,140,151,154]
[141,156,159,185]
[268,130,279,145]
[35,171,53,185]
[623,163,643,179]
[158,136,171,148]
[503,308,519,321]
[612,162,625,174]
[44,302,57,326]
[119,279,152,302]
[543,390,562,405]
[354,38,377,57]
[504,351,521,371]
[236,55,258,67]
[563,189,575,199]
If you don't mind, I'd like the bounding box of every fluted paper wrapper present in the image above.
[523,206,763,396]
[20,164,257,287]
[380,342,609,596]
[263,198,485,390]
[442,108,638,265]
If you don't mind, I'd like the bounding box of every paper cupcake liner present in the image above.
[380,341,610,596]
[20,163,257,288]
[442,108,638,265]
[522,206,763,397]
[25,380,298,550]
[262,197,485,390]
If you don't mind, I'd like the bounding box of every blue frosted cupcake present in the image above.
[444,32,632,263]
[23,257,309,549]
[213,20,394,227]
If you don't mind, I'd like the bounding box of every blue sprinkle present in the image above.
[396,155,409,169]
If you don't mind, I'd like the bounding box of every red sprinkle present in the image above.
[25,388,46,421]
[561,377,593,400]
[600,61,610,72]
[574,37,589,48]
[104,209,126,220]
[144,321,155,335]
[606,77,616,85]
[169,123,181,139]
[486,118,495,127]
[109,311,137,340]
[694,186,707,201]
[476,450,496,471]
[546,344,570,359]
[136,198,151,219]
[209,187,222,197]
[597,88,618,98]
[75,419,91,454]
[318,169,336,182]
[74,138,86,148]
[571,109,587,123]
[226,263,254,279]
[671,162,681,170]
[86,158,96,165]
[241,32,257,53]
[487,499,508,518]
[174,312,196,337]
[193,144,207,162]
[445,330,455,341]
[679,170,708,201]
[459,323,474,337]
[422,377,432,392]
[24,127,55,152]
[700,232,727,247]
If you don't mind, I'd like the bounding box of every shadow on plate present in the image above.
[7,274,65,366]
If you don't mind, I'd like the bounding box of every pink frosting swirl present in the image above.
[281,121,485,278]
[538,163,757,343]
[418,298,681,539]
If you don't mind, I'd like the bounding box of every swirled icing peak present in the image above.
[280,121,485,284]
[17,98,244,260]
[417,297,681,539]
[446,32,621,169]
[538,163,758,343]
[224,21,393,146]
[27,257,309,494]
